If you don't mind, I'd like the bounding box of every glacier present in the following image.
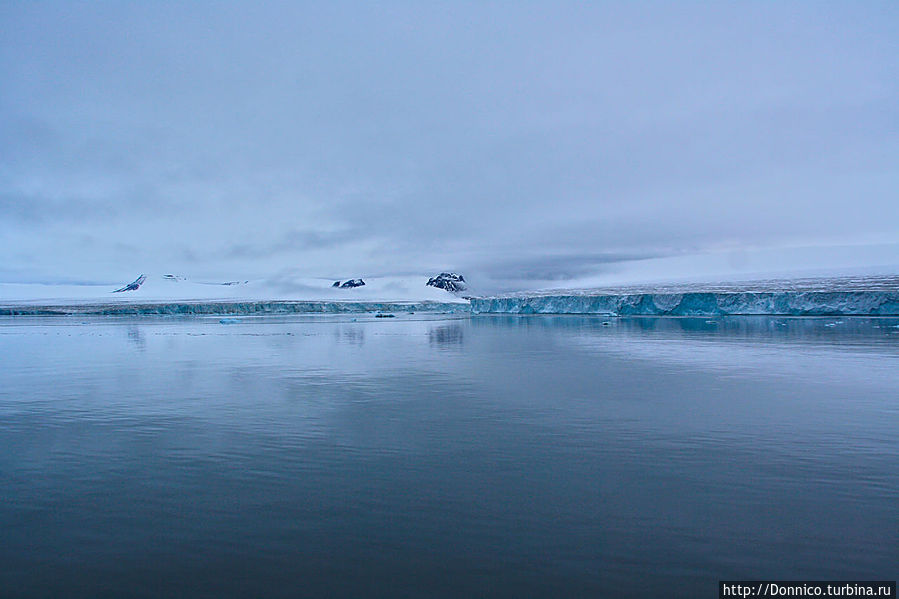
[3,291,898,317]
[0,300,469,316]
[1,276,897,317]
[470,276,899,316]
[470,291,899,316]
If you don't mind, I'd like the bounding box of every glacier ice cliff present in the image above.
[2,277,897,317]
[4,292,898,316]
[0,300,469,316]
[471,291,899,316]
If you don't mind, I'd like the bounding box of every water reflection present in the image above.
[126,325,146,351]
[0,315,897,598]
[335,324,365,346]
[428,323,464,348]
[472,314,899,347]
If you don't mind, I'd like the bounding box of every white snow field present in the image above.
[2,274,897,316]
[0,275,469,315]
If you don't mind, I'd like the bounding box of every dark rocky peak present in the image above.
[337,279,365,289]
[427,272,467,293]
[112,274,146,293]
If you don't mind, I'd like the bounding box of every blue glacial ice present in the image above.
[0,300,471,316]
[470,276,899,316]
[2,276,897,317]
[471,291,899,316]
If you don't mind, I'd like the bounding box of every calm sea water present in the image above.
[1,314,897,598]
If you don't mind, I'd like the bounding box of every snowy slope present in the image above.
[0,274,469,305]
[4,275,898,316]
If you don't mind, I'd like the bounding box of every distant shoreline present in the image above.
[2,276,897,317]
[0,300,470,317]
[2,292,898,317]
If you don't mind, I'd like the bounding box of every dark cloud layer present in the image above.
[1,1,896,289]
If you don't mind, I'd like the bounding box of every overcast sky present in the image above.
[1,1,897,291]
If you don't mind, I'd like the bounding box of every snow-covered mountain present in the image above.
[0,274,470,305]
[426,272,467,293]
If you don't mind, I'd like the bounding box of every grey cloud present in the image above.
[0,192,119,224]
[224,229,363,260]
[476,252,660,283]
[0,1,896,285]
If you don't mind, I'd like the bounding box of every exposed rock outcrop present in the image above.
[336,279,365,289]
[112,274,146,293]
[427,272,467,293]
